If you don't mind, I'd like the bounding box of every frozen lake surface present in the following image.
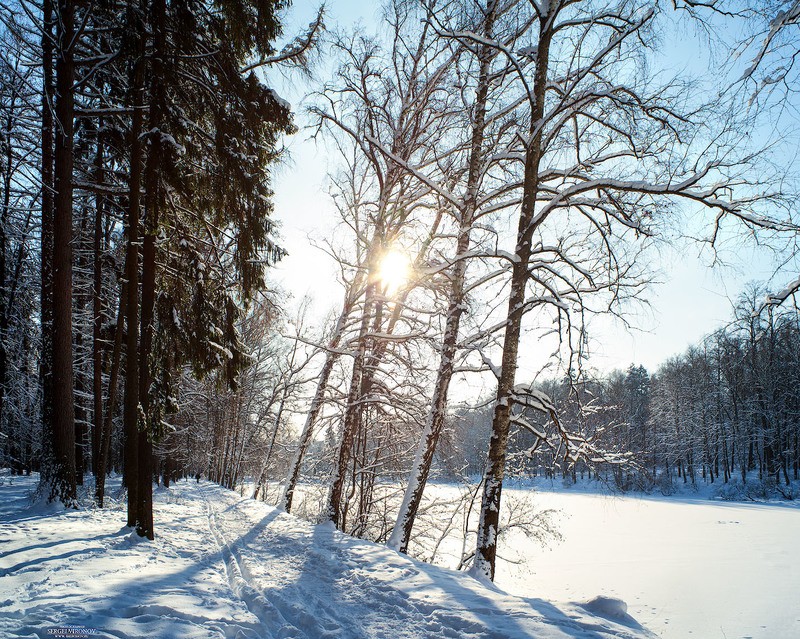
[494,487,800,639]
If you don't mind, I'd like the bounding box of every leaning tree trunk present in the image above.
[326,282,375,528]
[388,224,472,551]
[471,22,553,583]
[48,0,77,506]
[388,1,496,554]
[280,302,351,512]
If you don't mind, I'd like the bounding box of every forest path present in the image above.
[0,475,266,638]
[202,484,354,638]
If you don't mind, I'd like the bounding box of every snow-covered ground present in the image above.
[263,477,800,638]
[495,487,800,639]
[0,474,648,639]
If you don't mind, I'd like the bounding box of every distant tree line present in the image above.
[447,288,800,498]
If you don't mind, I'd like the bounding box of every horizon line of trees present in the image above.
[447,287,799,498]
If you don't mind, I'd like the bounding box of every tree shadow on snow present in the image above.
[0,531,123,575]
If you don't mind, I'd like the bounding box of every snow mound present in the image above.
[1,475,651,639]
[583,596,628,619]
[580,596,645,631]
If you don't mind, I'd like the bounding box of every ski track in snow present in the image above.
[0,475,649,639]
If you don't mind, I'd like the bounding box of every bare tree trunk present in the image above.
[472,20,553,583]
[124,44,144,527]
[253,342,297,501]
[281,303,352,511]
[95,281,126,506]
[136,0,167,541]
[74,213,91,486]
[388,2,496,554]
[39,0,55,493]
[0,82,14,430]
[48,0,77,506]
[92,127,104,477]
[326,282,375,527]
[74,329,87,485]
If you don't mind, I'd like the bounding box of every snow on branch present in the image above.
[241,7,325,74]
[741,0,800,82]
[757,275,800,314]
[509,383,633,469]
[363,133,461,208]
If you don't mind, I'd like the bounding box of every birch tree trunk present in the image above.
[326,280,376,528]
[124,36,144,527]
[388,0,497,553]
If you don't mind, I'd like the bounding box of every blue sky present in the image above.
[266,0,800,376]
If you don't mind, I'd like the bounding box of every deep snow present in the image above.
[0,474,648,639]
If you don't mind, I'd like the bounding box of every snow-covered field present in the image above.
[2,474,798,639]
[495,487,800,639]
[0,474,648,639]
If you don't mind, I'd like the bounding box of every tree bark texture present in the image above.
[472,20,553,582]
[39,0,55,493]
[48,0,77,506]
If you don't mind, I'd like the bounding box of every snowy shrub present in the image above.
[747,478,778,501]
[715,477,799,502]
[656,473,675,497]
[715,480,747,501]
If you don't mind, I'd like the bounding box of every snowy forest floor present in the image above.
[1,474,650,639]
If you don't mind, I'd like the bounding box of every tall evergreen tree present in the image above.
[45,0,77,506]
[126,0,295,537]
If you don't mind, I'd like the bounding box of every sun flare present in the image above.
[377,249,411,295]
